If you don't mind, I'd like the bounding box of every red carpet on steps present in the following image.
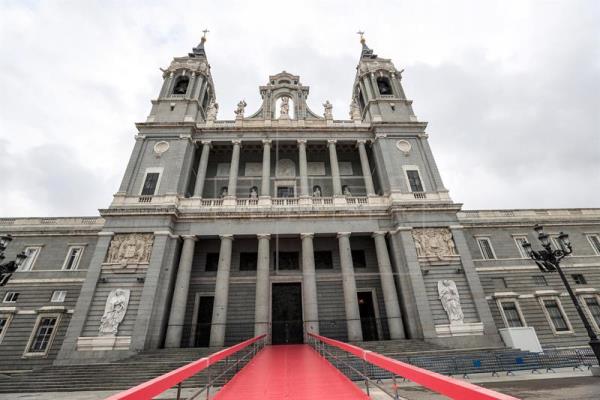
[213,344,370,399]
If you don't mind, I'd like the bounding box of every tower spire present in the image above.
[356,30,376,59]
[190,29,209,58]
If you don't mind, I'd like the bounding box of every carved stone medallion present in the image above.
[105,233,154,265]
[396,140,411,155]
[412,228,457,259]
[153,141,170,156]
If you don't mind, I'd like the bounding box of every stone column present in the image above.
[301,233,319,335]
[227,140,241,199]
[260,140,271,198]
[328,139,343,196]
[210,234,234,347]
[337,232,362,341]
[193,141,211,197]
[372,232,405,339]
[357,140,376,196]
[254,234,270,336]
[298,139,309,198]
[165,235,197,348]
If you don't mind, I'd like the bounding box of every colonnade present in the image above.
[192,139,376,198]
[164,232,404,348]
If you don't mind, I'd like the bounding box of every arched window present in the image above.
[173,76,190,95]
[376,77,393,95]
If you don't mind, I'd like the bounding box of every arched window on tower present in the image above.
[376,77,393,96]
[173,76,190,95]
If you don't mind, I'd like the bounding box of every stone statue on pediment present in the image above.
[350,99,361,121]
[234,100,247,118]
[280,96,290,118]
[323,100,333,120]
[206,100,218,121]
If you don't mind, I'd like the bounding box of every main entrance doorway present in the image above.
[271,283,303,344]
[194,296,214,347]
[357,291,379,341]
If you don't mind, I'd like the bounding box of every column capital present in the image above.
[374,133,388,140]
[97,231,115,237]
[256,233,271,240]
[327,139,337,145]
[262,139,272,145]
[356,139,368,146]
[300,233,314,239]
[232,139,242,146]
[389,225,413,234]
[219,234,234,240]
[297,139,307,145]
[371,231,387,238]
[200,140,212,146]
[181,235,198,241]
[337,232,352,238]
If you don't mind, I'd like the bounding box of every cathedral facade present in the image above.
[1,37,599,369]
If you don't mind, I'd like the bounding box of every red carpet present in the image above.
[213,344,369,399]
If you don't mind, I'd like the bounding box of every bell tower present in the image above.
[352,33,417,123]
[146,31,216,123]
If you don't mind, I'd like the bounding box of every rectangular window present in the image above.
[491,277,507,289]
[62,246,84,271]
[314,251,333,269]
[239,252,258,271]
[50,290,67,303]
[205,253,220,272]
[532,275,548,286]
[19,246,41,271]
[351,250,367,268]
[141,172,160,196]
[477,238,496,260]
[587,234,600,255]
[275,252,299,270]
[572,274,587,285]
[501,302,524,328]
[406,170,424,192]
[514,236,529,258]
[0,315,10,344]
[543,299,570,332]
[3,292,19,303]
[584,297,600,328]
[27,316,58,354]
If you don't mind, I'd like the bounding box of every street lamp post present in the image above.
[0,234,27,286]
[521,224,600,367]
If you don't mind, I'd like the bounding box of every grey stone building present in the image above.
[1,36,599,370]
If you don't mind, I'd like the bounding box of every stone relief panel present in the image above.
[244,162,262,176]
[338,162,354,176]
[105,234,154,265]
[98,288,130,336]
[275,159,296,177]
[307,162,326,176]
[437,280,464,325]
[412,228,457,259]
[216,163,231,177]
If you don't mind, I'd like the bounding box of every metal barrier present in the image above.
[308,333,519,400]
[105,334,266,400]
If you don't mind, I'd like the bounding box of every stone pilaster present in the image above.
[298,140,309,198]
[254,234,271,336]
[328,139,342,196]
[337,232,362,341]
[260,140,271,198]
[357,140,376,196]
[301,233,319,335]
[226,140,241,199]
[210,234,234,346]
[372,232,405,339]
[164,235,197,348]
[193,141,211,197]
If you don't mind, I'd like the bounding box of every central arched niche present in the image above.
[274,95,295,119]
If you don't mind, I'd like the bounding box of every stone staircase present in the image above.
[0,340,544,394]
[0,347,231,394]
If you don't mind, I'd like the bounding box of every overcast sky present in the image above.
[0,0,598,217]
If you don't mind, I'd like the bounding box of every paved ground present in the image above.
[1,369,598,399]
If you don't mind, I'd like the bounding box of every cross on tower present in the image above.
[202,29,210,40]
[356,30,365,42]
